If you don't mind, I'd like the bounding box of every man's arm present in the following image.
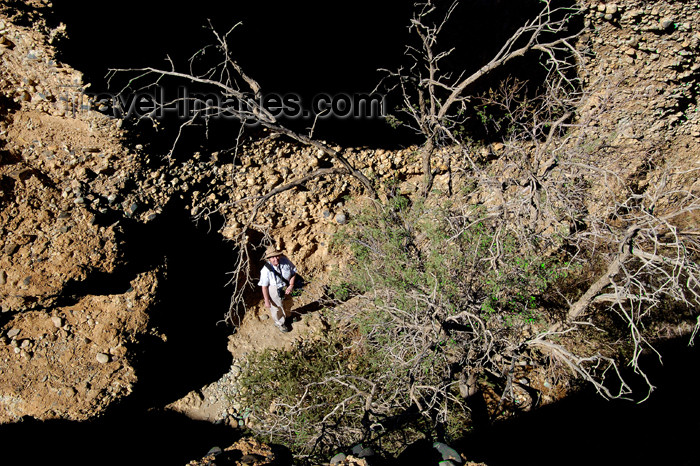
[262,285,271,307]
[286,274,296,295]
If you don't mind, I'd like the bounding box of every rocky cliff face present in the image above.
[0,7,161,422]
[577,0,700,188]
[0,0,698,465]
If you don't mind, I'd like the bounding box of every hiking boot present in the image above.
[276,323,291,333]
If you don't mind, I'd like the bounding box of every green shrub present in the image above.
[238,195,574,457]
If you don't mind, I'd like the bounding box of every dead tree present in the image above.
[377,0,700,405]
[109,22,377,325]
[379,0,583,194]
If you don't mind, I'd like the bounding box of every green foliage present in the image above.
[479,251,571,327]
[238,333,373,453]
[327,196,572,423]
[385,113,404,129]
[332,196,462,304]
[238,329,424,457]
[334,197,569,330]
[239,196,575,457]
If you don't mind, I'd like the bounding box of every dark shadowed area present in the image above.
[47,0,568,151]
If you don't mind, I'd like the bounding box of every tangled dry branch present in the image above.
[379,0,584,193]
[109,21,380,325]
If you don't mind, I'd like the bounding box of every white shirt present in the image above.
[258,257,297,288]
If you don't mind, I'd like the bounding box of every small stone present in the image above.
[6,328,20,338]
[4,242,18,256]
[660,18,674,30]
[351,444,374,458]
[96,353,110,364]
[433,442,461,463]
[51,316,63,328]
[330,453,347,465]
[335,213,347,225]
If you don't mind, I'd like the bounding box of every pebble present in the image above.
[96,353,110,364]
[4,242,18,256]
[335,213,347,225]
[432,442,461,463]
[330,453,347,464]
[51,316,63,328]
[605,3,618,15]
[6,328,20,338]
[660,18,674,30]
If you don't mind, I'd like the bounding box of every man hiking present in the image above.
[258,246,297,333]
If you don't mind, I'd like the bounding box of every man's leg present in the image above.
[269,287,288,328]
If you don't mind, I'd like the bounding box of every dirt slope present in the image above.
[0,6,164,422]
